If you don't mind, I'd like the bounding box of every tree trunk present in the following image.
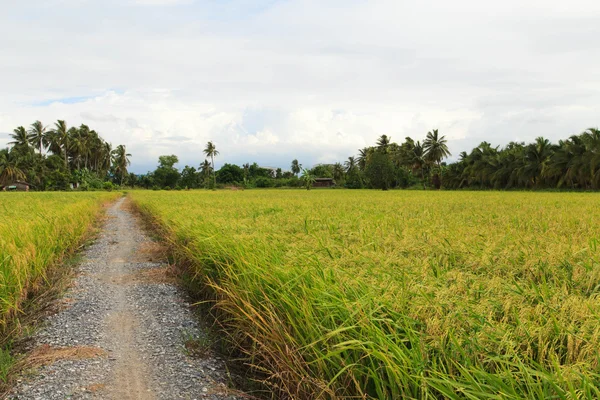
[211,155,216,188]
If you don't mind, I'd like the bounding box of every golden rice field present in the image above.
[131,190,600,399]
[0,192,118,342]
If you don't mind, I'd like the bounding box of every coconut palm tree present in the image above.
[27,120,47,156]
[423,129,451,167]
[200,159,212,187]
[0,149,26,185]
[332,162,345,183]
[51,120,70,170]
[77,124,92,169]
[357,147,372,171]
[522,137,555,188]
[376,135,391,152]
[344,156,357,173]
[68,126,84,169]
[291,159,301,176]
[581,128,600,189]
[409,141,427,189]
[203,141,219,188]
[8,127,30,150]
[111,145,131,185]
[99,142,113,176]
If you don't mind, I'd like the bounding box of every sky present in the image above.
[1,0,599,173]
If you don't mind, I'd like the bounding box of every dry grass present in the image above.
[23,344,107,368]
[133,241,168,263]
[85,383,106,393]
[102,267,175,285]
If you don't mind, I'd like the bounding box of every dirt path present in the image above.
[10,198,243,400]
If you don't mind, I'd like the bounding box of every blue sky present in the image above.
[1,0,599,173]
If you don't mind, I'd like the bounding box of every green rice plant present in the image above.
[130,190,600,399]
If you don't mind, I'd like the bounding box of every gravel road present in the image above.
[9,197,245,400]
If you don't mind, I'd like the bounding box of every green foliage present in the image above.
[180,166,199,189]
[309,164,333,178]
[158,155,179,169]
[216,163,244,184]
[152,155,181,189]
[443,129,600,190]
[103,181,114,191]
[255,176,274,188]
[300,168,316,190]
[365,151,394,190]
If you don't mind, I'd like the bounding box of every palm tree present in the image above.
[68,126,84,169]
[0,149,26,185]
[27,120,47,156]
[44,129,62,156]
[344,156,357,173]
[291,159,301,176]
[357,147,372,171]
[111,145,131,185]
[203,141,219,188]
[581,128,600,189]
[200,159,212,187]
[87,130,102,171]
[376,135,391,152]
[77,124,92,169]
[8,127,30,150]
[409,141,427,189]
[523,137,555,188]
[51,120,70,170]
[100,141,113,176]
[332,162,345,183]
[423,129,451,167]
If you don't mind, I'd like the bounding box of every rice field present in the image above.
[131,190,600,399]
[0,192,118,333]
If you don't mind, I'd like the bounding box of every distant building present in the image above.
[313,178,335,188]
[1,181,31,191]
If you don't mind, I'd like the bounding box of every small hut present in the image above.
[1,181,32,191]
[313,178,335,188]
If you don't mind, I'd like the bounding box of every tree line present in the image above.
[333,127,600,190]
[3,122,599,191]
[136,128,600,191]
[444,129,600,190]
[137,133,450,190]
[0,120,131,190]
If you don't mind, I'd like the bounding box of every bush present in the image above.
[103,181,114,191]
[255,177,274,188]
